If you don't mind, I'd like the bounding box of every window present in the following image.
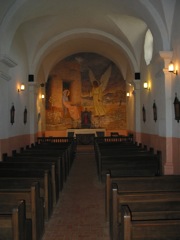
[144,29,153,65]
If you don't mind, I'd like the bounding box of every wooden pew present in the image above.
[99,154,161,181]
[29,139,76,170]
[4,154,63,193]
[12,149,70,184]
[0,168,51,223]
[106,174,180,221]
[0,200,32,240]
[94,140,161,181]
[37,136,75,144]
[0,161,56,211]
[2,140,76,205]
[35,137,77,165]
[121,205,180,240]
[111,184,180,240]
[94,141,138,158]
[94,136,133,143]
[0,182,44,240]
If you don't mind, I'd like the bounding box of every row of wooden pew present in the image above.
[94,137,180,240]
[0,137,76,240]
[94,138,162,182]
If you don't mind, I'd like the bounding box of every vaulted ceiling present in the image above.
[0,0,176,81]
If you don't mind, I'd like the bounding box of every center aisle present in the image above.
[42,144,110,240]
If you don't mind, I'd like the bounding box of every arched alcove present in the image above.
[44,52,127,133]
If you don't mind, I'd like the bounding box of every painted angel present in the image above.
[88,65,112,116]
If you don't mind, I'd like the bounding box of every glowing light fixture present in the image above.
[143,81,150,90]
[168,61,178,75]
[18,83,25,92]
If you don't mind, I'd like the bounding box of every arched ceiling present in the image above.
[0,0,177,80]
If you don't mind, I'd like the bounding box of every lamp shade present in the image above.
[143,82,148,89]
[168,61,174,72]
[20,84,25,91]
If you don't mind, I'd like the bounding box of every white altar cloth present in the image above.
[66,128,106,137]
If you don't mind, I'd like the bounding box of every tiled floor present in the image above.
[42,145,110,240]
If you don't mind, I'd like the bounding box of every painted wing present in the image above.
[88,68,96,84]
[99,65,112,92]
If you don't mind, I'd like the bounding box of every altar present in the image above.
[67,128,106,144]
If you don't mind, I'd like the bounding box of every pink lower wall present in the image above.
[0,134,35,160]
[172,137,180,174]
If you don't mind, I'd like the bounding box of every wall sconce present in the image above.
[143,81,150,90]
[173,93,180,122]
[10,104,15,125]
[40,82,45,99]
[142,105,146,122]
[18,83,25,92]
[126,92,130,97]
[23,107,27,124]
[153,100,157,122]
[168,61,178,75]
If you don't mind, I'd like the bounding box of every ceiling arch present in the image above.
[0,0,177,80]
[32,28,139,80]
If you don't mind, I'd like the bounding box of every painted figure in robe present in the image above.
[62,89,80,121]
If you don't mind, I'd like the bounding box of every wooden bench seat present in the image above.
[0,161,57,210]
[0,168,52,222]
[0,200,32,240]
[94,136,133,143]
[37,136,75,144]
[0,182,44,240]
[99,155,161,181]
[24,141,75,166]
[12,149,70,184]
[94,144,141,158]
[106,174,180,221]
[35,139,77,162]
[94,140,161,181]
[121,205,180,240]
[32,142,76,156]
[111,185,180,240]
[4,155,63,193]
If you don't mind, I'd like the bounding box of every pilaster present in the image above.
[159,51,174,174]
[28,82,39,143]
[133,80,141,143]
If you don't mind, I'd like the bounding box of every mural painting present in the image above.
[45,53,126,131]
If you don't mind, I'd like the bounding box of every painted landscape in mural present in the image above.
[45,53,126,131]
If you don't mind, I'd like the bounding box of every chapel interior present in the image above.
[0,1,180,240]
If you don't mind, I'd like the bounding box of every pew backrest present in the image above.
[0,181,44,240]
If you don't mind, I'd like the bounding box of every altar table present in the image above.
[67,128,106,144]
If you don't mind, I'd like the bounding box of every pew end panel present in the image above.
[0,181,44,240]
[0,200,32,240]
[121,205,180,240]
